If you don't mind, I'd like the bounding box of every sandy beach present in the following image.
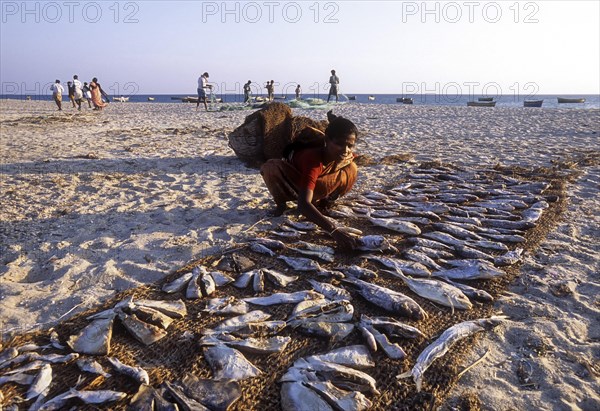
[1,99,598,409]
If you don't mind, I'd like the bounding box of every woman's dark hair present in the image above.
[325,110,358,140]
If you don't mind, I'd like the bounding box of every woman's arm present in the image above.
[297,187,357,250]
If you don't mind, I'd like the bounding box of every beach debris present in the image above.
[107,357,149,385]
[204,345,262,380]
[398,316,506,391]
[342,277,428,320]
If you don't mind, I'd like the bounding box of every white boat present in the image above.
[368,96,375,101]
[147,97,155,101]
[113,96,129,102]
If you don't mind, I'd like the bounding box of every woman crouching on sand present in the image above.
[261,111,359,250]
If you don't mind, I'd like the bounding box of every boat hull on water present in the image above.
[524,100,543,107]
[396,97,414,104]
[557,97,585,104]
[467,101,496,107]
[478,97,494,102]
[348,96,356,100]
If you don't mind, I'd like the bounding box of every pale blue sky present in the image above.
[1,1,598,95]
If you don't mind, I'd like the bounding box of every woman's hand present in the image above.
[331,229,358,251]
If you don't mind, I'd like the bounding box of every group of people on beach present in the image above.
[195,69,341,111]
[50,75,109,111]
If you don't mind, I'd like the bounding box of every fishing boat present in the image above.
[401,98,413,104]
[467,101,496,107]
[478,97,494,102]
[524,100,543,107]
[113,96,129,102]
[147,97,155,101]
[368,96,375,101]
[273,96,287,100]
[557,97,585,103]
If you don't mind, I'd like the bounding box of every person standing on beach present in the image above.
[295,84,302,100]
[260,111,359,251]
[327,70,339,102]
[67,81,76,108]
[50,80,64,111]
[243,80,252,103]
[266,80,274,102]
[72,75,83,110]
[82,82,92,108]
[196,72,212,111]
[89,77,107,110]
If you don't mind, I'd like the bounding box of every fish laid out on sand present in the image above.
[432,259,505,280]
[278,255,322,271]
[287,299,356,342]
[356,234,399,253]
[366,255,431,277]
[200,334,292,355]
[288,241,335,262]
[203,296,250,315]
[161,266,232,298]
[233,268,299,292]
[308,279,352,301]
[398,316,506,391]
[107,356,150,385]
[342,277,428,320]
[367,215,422,235]
[204,344,262,381]
[244,290,323,306]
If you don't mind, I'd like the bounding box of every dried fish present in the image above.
[77,358,111,378]
[368,216,421,235]
[203,296,250,315]
[432,259,505,280]
[231,321,287,338]
[281,382,334,411]
[422,231,465,247]
[308,280,352,301]
[201,335,291,355]
[304,380,373,411]
[356,235,398,253]
[204,345,262,381]
[249,241,277,256]
[439,277,494,302]
[360,315,426,339]
[244,290,323,306]
[360,323,406,359]
[67,316,114,355]
[249,237,287,250]
[164,381,211,410]
[72,388,128,404]
[454,244,495,261]
[389,271,472,312]
[297,322,355,342]
[408,237,453,250]
[342,277,427,320]
[285,219,318,231]
[209,271,234,286]
[494,247,524,266]
[179,374,242,411]
[0,347,19,365]
[262,268,298,287]
[162,273,193,294]
[0,372,35,386]
[26,363,52,400]
[131,305,175,330]
[107,357,149,385]
[403,249,444,271]
[288,299,354,324]
[118,312,168,345]
[398,316,506,391]
[278,255,322,271]
[409,246,454,260]
[466,239,509,252]
[288,241,335,262]
[252,269,265,293]
[307,345,375,370]
[366,255,431,277]
[135,299,187,318]
[212,310,272,333]
[335,265,378,280]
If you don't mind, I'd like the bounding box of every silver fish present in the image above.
[71,388,127,404]
[366,255,431,277]
[360,315,426,339]
[297,322,355,342]
[250,241,276,256]
[285,219,318,231]
[0,372,35,386]
[134,299,187,318]
[249,237,287,250]
[0,347,19,365]
[3,359,45,375]
[263,268,298,287]
[186,269,203,299]
[390,272,472,313]
[335,265,378,280]
[445,215,482,226]
[178,375,242,411]
[288,299,354,324]
[278,255,322,271]
[162,273,193,294]
[128,385,160,411]
[482,218,535,230]
[131,305,175,330]
[408,237,453,250]
[521,207,543,223]
[480,232,526,243]
[204,345,262,380]
[439,277,494,302]
[398,316,506,391]
[203,296,249,315]
[431,223,482,240]
[209,271,234,286]
[454,244,494,261]
[77,358,111,378]
[26,363,52,400]
[281,382,334,411]
[201,335,291,355]
[107,356,149,385]
[233,269,258,288]
[466,239,509,252]
[212,310,272,333]
[423,231,465,247]
[342,278,427,320]
[409,246,454,260]
[360,323,406,359]
[494,247,524,266]
[252,269,265,293]
[432,259,505,280]
[304,380,373,411]
[118,312,168,346]
[164,381,211,410]
[37,389,77,411]
[231,321,287,338]
[403,249,444,271]
[356,235,398,253]
[328,205,357,218]
[307,345,375,370]
[308,280,352,301]
[368,216,421,235]
[67,316,114,355]
[270,230,303,238]
[244,290,323,306]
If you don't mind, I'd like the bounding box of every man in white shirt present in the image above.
[196,72,212,111]
[50,79,64,111]
[73,75,83,110]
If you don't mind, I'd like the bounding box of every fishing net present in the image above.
[0,160,575,410]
